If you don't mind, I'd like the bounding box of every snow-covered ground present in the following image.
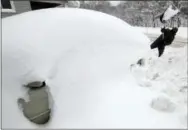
[135,26,188,39]
[131,45,187,126]
[1,8,187,129]
[108,1,122,6]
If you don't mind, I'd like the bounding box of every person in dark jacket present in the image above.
[150,27,178,57]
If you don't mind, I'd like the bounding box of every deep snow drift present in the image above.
[2,8,187,129]
[131,45,187,127]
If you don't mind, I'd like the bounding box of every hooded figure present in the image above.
[150,27,178,57]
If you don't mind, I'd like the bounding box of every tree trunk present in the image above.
[152,13,155,27]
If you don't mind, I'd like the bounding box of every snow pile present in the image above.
[2,8,186,129]
[131,45,187,128]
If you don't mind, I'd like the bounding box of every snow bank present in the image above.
[131,45,187,128]
[2,8,186,129]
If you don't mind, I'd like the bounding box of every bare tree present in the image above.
[59,0,187,27]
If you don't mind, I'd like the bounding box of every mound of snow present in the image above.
[151,96,176,112]
[2,8,186,129]
[131,45,187,128]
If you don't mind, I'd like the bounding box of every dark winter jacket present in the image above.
[150,27,178,57]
